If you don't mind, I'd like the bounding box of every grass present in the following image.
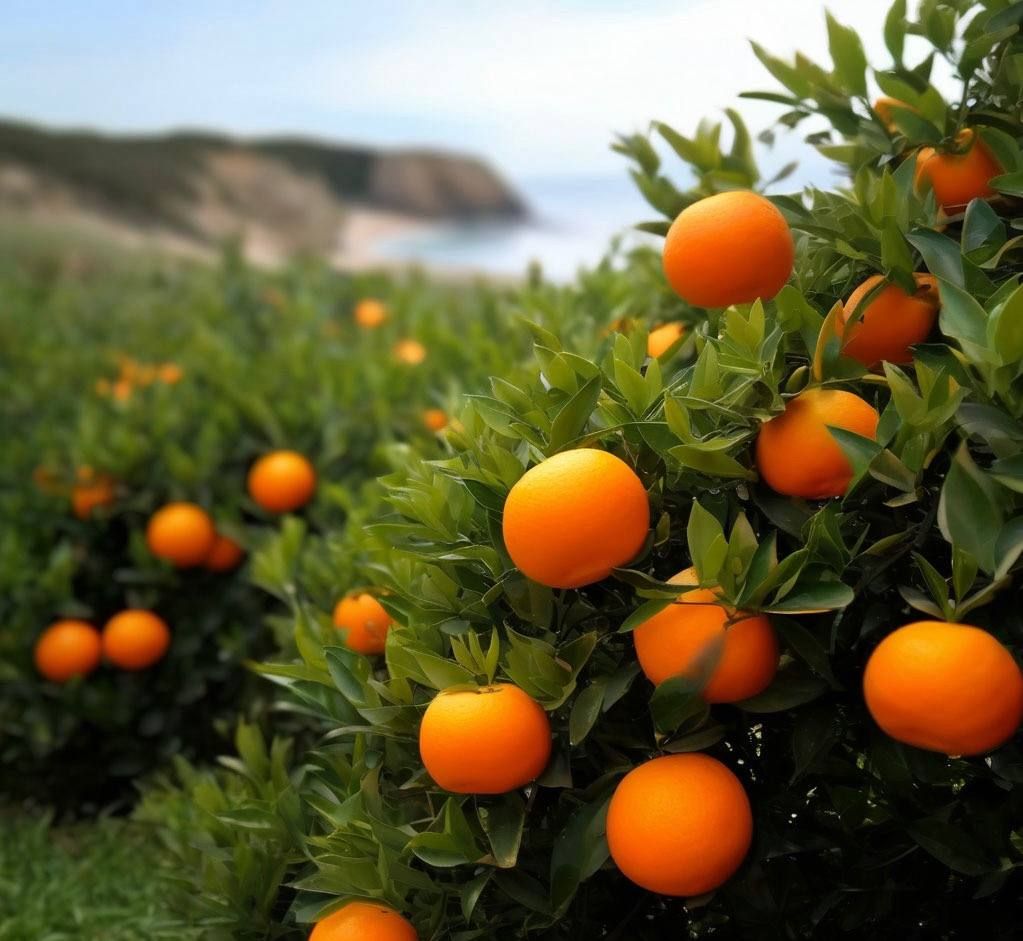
[0,809,195,941]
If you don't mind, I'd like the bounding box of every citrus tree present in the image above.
[3,245,629,809]
[142,1,1023,937]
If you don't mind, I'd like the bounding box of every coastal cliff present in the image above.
[0,119,526,264]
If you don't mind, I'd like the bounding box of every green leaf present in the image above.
[909,819,995,876]
[614,357,652,415]
[737,662,828,713]
[478,795,525,869]
[938,443,1006,574]
[791,707,840,782]
[907,230,964,287]
[618,598,672,633]
[687,500,728,582]
[750,41,811,97]
[549,793,612,915]
[775,619,838,686]
[990,170,1023,198]
[549,374,601,451]
[938,279,992,362]
[650,675,712,733]
[884,0,908,62]
[962,198,1006,254]
[669,445,756,480]
[826,13,868,95]
[766,580,854,614]
[987,282,1023,365]
[569,680,607,746]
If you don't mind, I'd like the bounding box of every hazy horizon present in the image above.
[5,0,894,181]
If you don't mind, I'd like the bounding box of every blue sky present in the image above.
[3,0,894,181]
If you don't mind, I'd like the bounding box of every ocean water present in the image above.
[376,173,659,282]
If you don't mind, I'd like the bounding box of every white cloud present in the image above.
[303,0,895,174]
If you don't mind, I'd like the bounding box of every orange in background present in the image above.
[247,450,317,513]
[332,593,395,655]
[34,620,103,683]
[146,502,217,567]
[102,609,171,670]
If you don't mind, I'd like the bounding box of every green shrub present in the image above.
[145,3,1023,938]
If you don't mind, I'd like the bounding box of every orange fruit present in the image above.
[914,128,1002,213]
[157,363,183,384]
[146,502,217,567]
[247,450,317,513]
[419,684,552,794]
[502,449,649,589]
[102,609,171,670]
[647,322,686,359]
[332,593,394,655]
[634,569,778,702]
[607,753,752,896]
[394,339,427,365]
[873,96,919,133]
[204,534,245,572]
[71,470,115,519]
[354,298,388,328]
[864,620,1023,756]
[310,901,417,941]
[755,388,879,499]
[662,191,794,308]
[423,408,449,432]
[34,620,103,683]
[840,273,939,368]
[111,379,133,402]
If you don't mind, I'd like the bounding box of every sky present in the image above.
[2,0,899,183]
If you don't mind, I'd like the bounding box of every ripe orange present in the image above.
[755,387,879,499]
[310,901,417,941]
[247,450,317,513]
[394,339,427,365]
[146,502,217,567]
[647,322,686,359]
[34,620,103,683]
[423,408,449,432]
[419,684,552,794]
[102,609,171,670]
[112,379,133,402]
[203,533,245,572]
[914,128,1001,213]
[662,191,794,308]
[840,273,940,368]
[864,620,1023,756]
[354,298,388,328]
[332,593,394,655]
[71,469,115,519]
[873,96,919,133]
[634,569,778,702]
[158,363,184,384]
[607,753,752,896]
[502,449,649,589]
